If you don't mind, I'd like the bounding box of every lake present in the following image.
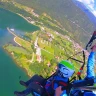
[0,8,39,96]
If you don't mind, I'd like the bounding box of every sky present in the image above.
[76,0,96,17]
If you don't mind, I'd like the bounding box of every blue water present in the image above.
[0,8,39,96]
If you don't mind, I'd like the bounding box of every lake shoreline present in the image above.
[3,9,41,78]
[0,7,38,96]
[3,45,31,78]
[5,20,36,79]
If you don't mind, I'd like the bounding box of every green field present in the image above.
[2,0,88,78]
[5,44,29,55]
[4,26,87,78]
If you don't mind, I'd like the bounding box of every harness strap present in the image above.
[52,80,68,90]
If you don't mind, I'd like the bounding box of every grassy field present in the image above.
[5,27,87,78]
[15,37,32,52]
[2,0,88,78]
[5,44,29,55]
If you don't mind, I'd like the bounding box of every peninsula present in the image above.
[2,0,88,78]
[4,26,86,78]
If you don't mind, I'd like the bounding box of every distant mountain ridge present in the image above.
[1,0,95,46]
[72,0,96,27]
[13,0,95,46]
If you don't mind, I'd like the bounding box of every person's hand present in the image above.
[55,86,63,96]
[92,44,96,52]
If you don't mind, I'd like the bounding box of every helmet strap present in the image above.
[57,70,65,78]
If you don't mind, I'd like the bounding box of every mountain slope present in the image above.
[14,0,95,45]
[72,0,96,26]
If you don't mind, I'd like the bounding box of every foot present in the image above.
[86,31,96,52]
[14,91,25,96]
[19,80,27,87]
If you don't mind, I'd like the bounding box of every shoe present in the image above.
[86,31,96,52]
[14,91,25,96]
[19,80,27,87]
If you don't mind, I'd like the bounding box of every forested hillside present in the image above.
[14,0,95,46]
